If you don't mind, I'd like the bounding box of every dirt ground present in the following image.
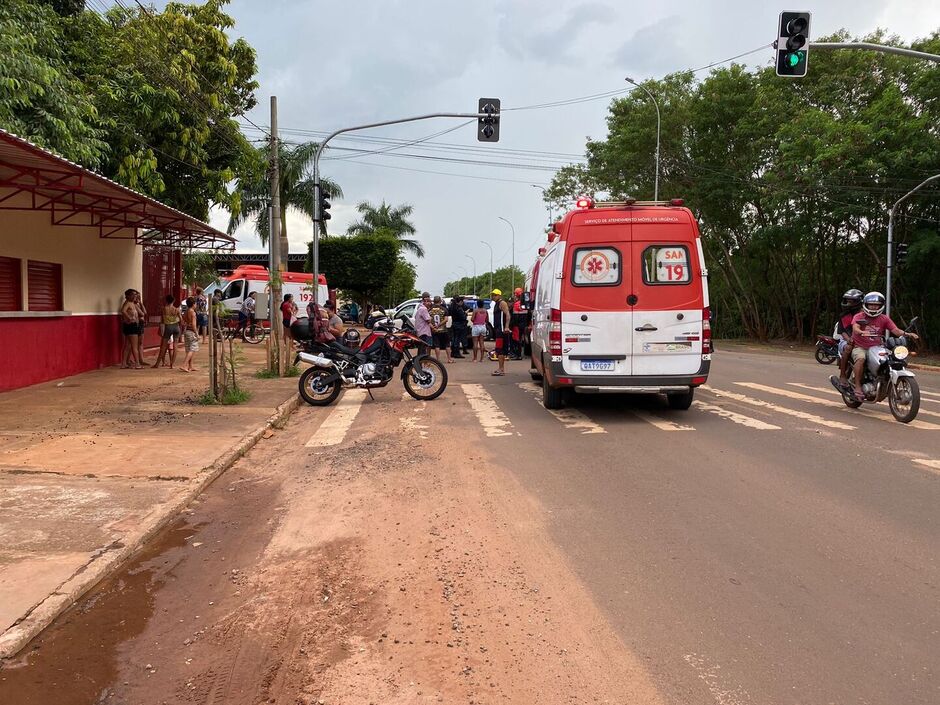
[0,386,665,704]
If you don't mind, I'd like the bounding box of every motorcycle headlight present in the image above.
[894,345,909,360]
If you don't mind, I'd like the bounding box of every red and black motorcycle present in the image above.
[291,316,447,406]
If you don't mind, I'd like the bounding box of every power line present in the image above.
[332,159,552,185]
[323,120,474,163]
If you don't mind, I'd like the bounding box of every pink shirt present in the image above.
[851,312,897,349]
[414,303,432,337]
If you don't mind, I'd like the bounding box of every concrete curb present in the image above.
[0,393,302,660]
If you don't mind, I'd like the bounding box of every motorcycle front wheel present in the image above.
[815,346,837,365]
[888,376,920,423]
[402,357,448,401]
[299,368,341,406]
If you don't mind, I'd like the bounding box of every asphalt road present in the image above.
[2,344,937,704]
[479,345,940,705]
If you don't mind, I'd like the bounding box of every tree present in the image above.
[376,257,418,308]
[347,201,424,257]
[444,266,523,298]
[0,0,107,167]
[183,251,221,290]
[228,140,343,259]
[309,231,399,306]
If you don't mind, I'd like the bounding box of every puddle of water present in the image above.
[0,516,205,704]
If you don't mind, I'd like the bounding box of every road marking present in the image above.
[912,459,940,476]
[789,382,940,421]
[305,390,366,447]
[631,410,694,431]
[921,389,940,400]
[515,383,607,434]
[401,402,428,439]
[684,653,753,705]
[461,384,514,437]
[692,400,781,430]
[701,386,856,431]
[739,382,940,430]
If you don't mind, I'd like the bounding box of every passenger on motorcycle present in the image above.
[849,292,917,401]
[835,288,863,387]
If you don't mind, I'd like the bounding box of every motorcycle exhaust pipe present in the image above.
[298,352,333,367]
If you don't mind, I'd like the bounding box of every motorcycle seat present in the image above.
[327,340,362,357]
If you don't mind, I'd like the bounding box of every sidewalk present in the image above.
[0,344,299,658]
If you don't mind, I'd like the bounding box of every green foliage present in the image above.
[227,139,343,248]
[0,0,107,166]
[376,257,419,308]
[254,367,280,379]
[199,387,252,405]
[310,232,400,303]
[545,30,940,348]
[347,201,424,257]
[443,266,524,298]
[183,251,221,289]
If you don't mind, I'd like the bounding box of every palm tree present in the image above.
[228,141,343,261]
[346,200,424,258]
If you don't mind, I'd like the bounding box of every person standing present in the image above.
[194,287,209,344]
[429,296,452,363]
[281,293,297,343]
[414,292,433,352]
[180,296,199,372]
[449,295,468,359]
[120,289,142,369]
[491,289,511,376]
[152,294,181,368]
[470,300,488,362]
[133,289,147,367]
[509,287,525,360]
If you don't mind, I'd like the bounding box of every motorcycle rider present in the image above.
[848,292,917,402]
[830,288,863,391]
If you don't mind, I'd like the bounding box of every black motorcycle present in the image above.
[814,334,839,365]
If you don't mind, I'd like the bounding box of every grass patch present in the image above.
[254,367,280,379]
[285,364,301,377]
[198,388,253,405]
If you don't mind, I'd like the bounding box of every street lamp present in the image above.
[886,172,940,315]
[464,254,477,296]
[480,240,494,294]
[498,216,515,292]
[625,77,661,201]
[531,184,552,226]
[456,265,469,295]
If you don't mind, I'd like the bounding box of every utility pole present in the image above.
[886,172,940,316]
[269,96,283,374]
[625,77,661,201]
[481,240,493,294]
[498,217,515,292]
[465,254,477,296]
[531,184,552,226]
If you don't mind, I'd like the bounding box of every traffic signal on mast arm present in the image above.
[319,187,332,221]
[776,11,811,77]
[896,242,909,266]
[477,98,500,142]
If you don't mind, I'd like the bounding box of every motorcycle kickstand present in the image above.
[367,388,376,402]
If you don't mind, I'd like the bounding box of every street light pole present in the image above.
[456,266,469,296]
[625,77,661,201]
[886,172,940,316]
[531,184,552,226]
[498,216,515,292]
[465,255,477,296]
[480,240,494,294]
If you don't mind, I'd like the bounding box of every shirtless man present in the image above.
[121,289,142,369]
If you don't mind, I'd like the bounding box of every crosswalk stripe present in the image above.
[700,386,856,431]
[789,382,940,421]
[692,400,781,430]
[631,410,694,431]
[921,389,940,400]
[305,390,366,447]
[912,459,940,475]
[461,384,515,437]
[738,382,940,431]
[515,383,607,434]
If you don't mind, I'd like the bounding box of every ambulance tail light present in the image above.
[549,308,563,355]
[702,307,712,354]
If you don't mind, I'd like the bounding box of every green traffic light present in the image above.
[786,50,805,68]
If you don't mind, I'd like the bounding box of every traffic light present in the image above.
[477,98,500,142]
[896,242,909,266]
[776,11,811,77]
[319,186,332,221]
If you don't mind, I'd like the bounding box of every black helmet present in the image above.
[841,288,863,311]
[862,291,886,317]
[342,328,361,346]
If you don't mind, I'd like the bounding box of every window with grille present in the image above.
[27,260,63,311]
[0,256,22,311]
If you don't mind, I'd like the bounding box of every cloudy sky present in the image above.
[157,0,938,295]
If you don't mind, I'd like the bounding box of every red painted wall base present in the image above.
[0,314,122,392]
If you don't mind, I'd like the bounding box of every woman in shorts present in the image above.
[180,296,199,372]
[152,294,181,369]
[470,301,488,362]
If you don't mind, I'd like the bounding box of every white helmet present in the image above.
[862,291,885,317]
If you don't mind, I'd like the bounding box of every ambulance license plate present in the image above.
[580,359,614,371]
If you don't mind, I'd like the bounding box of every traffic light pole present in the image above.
[810,42,940,64]
[885,172,940,316]
[310,111,494,286]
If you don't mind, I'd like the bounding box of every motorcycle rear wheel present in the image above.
[888,376,920,423]
[299,368,341,406]
[402,358,448,401]
[815,346,837,365]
